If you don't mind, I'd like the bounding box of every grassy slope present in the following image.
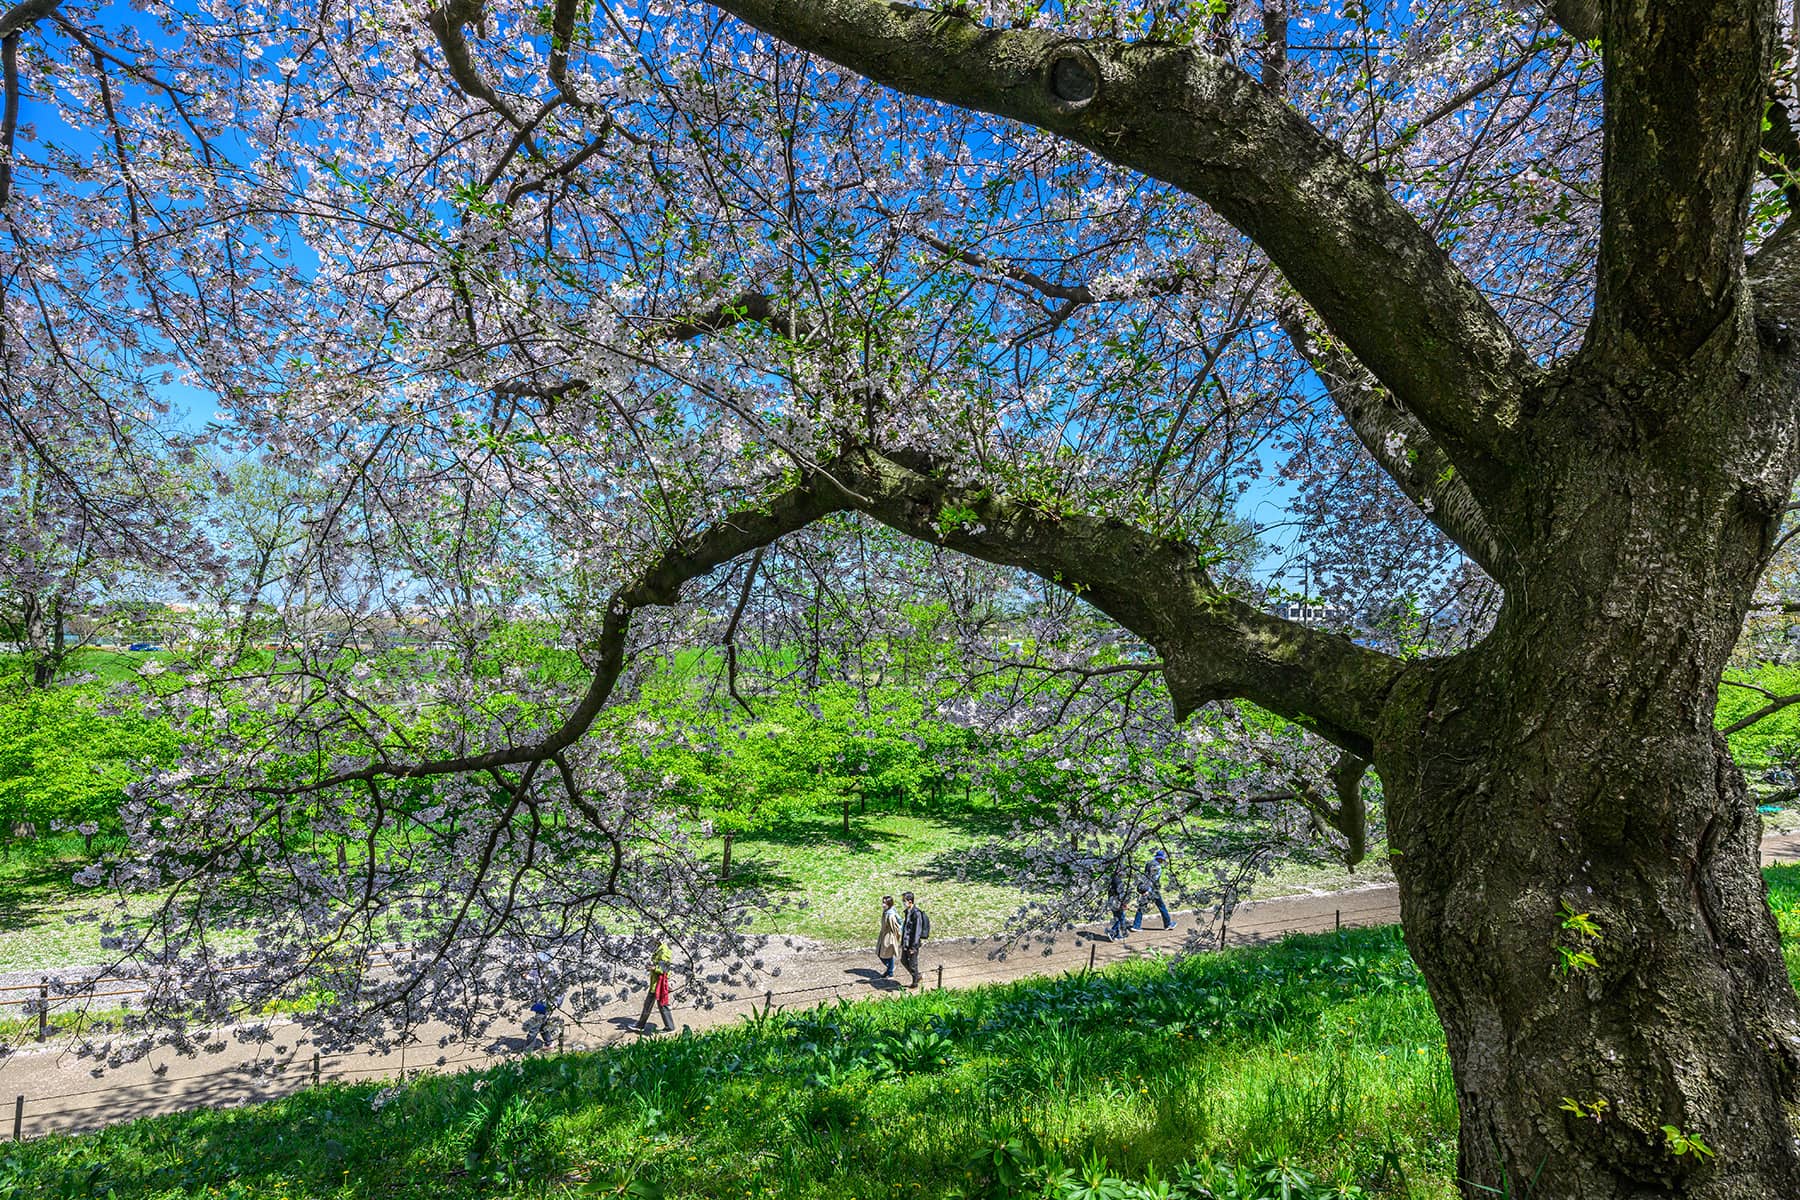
[4,927,1450,1200]
[729,805,1389,945]
[20,867,1800,1200]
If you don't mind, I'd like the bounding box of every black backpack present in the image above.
[913,907,931,942]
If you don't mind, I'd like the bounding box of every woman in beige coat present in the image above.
[876,895,902,979]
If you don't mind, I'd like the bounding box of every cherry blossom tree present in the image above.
[4,0,1800,1192]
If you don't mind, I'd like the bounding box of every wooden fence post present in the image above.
[35,980,47,1042]
[312,1052,321,1086]
[1087,943,1097,973]
[12,1094,21,1142]
[935,964,944,991]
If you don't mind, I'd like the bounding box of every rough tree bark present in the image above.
[1372,345,1800,1196]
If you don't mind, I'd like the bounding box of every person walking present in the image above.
[524,950,560,1050]
[876,894,902,979]
[636,941,676,1034]
[1133,849,1176,931]
[1106,868,1130,941]
[899,891,930,989]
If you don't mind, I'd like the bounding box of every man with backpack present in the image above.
[899,890,930,989]
[1133,849,1176,931]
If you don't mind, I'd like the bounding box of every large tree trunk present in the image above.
[1376,361,1800,1197]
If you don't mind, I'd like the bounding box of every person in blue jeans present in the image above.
[1132,849,1176,930]
[1106,868,1129,941]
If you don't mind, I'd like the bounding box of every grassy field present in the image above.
[0,834,149,975]
[727,805,1387,945]
[6,869,1799,1200]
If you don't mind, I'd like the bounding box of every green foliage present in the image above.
[617,680,974,836]
[1554,901,1602,976]
[1658,1124,1715,1161]
[1718,663,1800,773]
[0,684,176,834]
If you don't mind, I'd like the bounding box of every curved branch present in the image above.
[1749,215,1800,332]
[721,545,764,717]
[1720,678,1800,734]
[706,0,1532,495]
[0,0,60,39]
[1297,751,1370,868]
[251,473,848,796]
[831,447,1403,756]
[428,0,528,130]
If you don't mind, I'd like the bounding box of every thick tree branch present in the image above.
[1541,0,1599,42]
[0,0,63,212]
[706,0,1531,494]
[1590,0,1769,361]
[1278,309,1504,577]
[0,31,18,210]
[0,0,60,39]
[1259,0,1287,95]
[428,0,528,131]
[546,0,584,105]
[831,447,1403,756]
[1296,751,1369,868]
[1749,215,1800,332]
[250,428,1400,783]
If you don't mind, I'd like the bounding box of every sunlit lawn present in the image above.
[727,803,1384,945]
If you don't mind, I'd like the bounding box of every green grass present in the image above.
[727,804,1048,942]
[726,803,1386,945]
[0,834,156,974]
[2,924,1451,1200]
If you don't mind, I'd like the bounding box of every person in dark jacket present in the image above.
[1132,849,1176,931]
[1106,868,1130,941]
[899,891,930,988]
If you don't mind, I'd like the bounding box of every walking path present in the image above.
[8,835,1800,1141]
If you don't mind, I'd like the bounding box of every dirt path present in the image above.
[8,836,1800,1141]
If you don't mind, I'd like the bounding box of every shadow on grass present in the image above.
[731,802,1029,857]
[916,837,1033,887]
[713,855,802,893]
[0,841,110,935]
